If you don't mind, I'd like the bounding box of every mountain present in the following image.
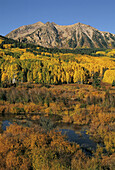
[6,22,115,49]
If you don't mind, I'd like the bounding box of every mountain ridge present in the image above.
[6,22,115,49]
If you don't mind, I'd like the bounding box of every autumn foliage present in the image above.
[0,37,115,169]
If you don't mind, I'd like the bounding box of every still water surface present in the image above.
[0,115,97,155]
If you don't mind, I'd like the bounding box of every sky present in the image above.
[0,0,115,36]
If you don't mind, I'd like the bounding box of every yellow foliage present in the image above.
[96,51,106,55]
[0,51,5,57]
[103,69,115,84]
[20,52,36,60]
[3,44,12,49]
[1,73,8,82]
[24,103,40,113]
[107,49,115,57]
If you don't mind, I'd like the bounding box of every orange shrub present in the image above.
[24,103,40,113]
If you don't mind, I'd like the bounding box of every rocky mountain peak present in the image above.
[6,22,115,49]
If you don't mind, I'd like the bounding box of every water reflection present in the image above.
[1,117,97,155]
[1,120,12,131]
[60,128,97,155]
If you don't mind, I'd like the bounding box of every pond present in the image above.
[58,127,96,155]
[0,115,97,155]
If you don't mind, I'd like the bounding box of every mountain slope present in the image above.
[6,22,115,49]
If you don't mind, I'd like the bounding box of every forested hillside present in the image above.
[0,35,115,86]
[0,35,115,170]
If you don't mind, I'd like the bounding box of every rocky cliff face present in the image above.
[6,22,115,49]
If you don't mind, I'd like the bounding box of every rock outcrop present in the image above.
[6,22,115,49]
